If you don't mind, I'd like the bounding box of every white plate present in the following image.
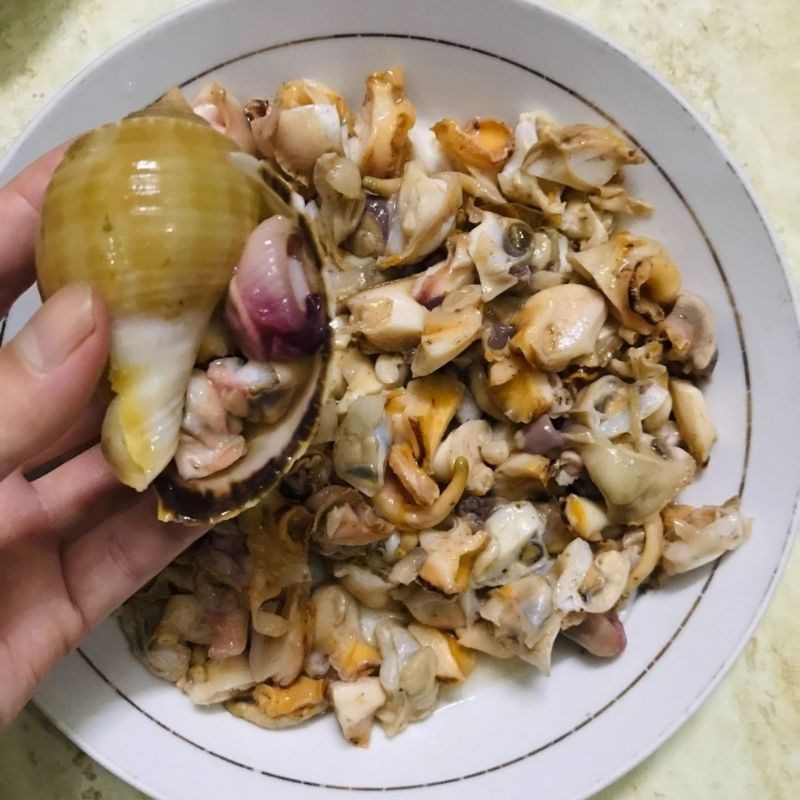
[2,1,798,798]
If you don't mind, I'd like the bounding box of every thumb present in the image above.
[0,283,110,481]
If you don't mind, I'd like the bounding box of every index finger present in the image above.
[0,145,68,317]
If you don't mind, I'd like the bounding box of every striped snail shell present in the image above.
[37,90,266,492]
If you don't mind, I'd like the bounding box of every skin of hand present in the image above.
[0,149,208,726]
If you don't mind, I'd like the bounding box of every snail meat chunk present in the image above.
[512,284,607,372]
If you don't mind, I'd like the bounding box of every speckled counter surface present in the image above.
[1,1,798,798]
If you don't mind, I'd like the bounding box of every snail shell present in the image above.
[36,93,266,492]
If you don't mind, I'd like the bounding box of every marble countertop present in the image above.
[0,0,798,797]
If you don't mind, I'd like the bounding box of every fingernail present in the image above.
[14,283,96,374]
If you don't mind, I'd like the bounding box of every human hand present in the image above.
[0,150,207,726]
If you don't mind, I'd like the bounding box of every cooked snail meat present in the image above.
[112,69,751,748]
